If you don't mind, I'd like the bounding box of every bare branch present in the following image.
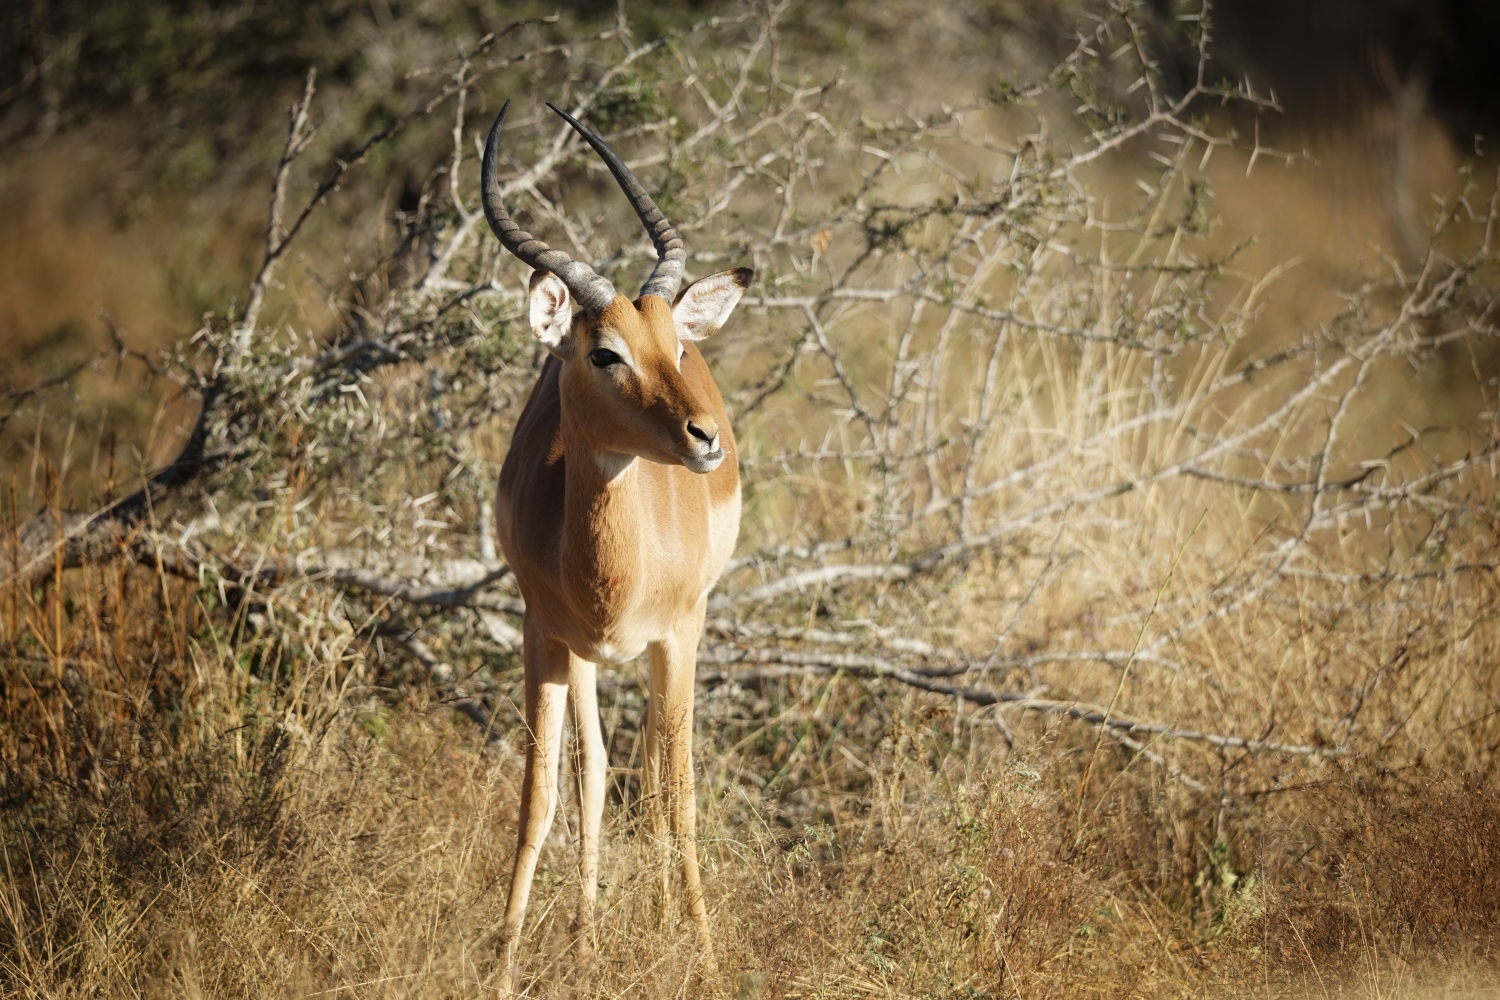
[235,68,319,361]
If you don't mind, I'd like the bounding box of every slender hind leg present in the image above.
[568,654,606,968]
[495,621,570,996]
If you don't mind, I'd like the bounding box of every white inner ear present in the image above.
[529,270,572,350]
[672,270,748,342]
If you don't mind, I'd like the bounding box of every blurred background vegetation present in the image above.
[3,0,1500,500]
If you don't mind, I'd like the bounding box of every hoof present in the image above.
[493,964,523,997]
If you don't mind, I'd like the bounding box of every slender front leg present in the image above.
[642,646,670,912]
[647,605,717,973]
[567,653,606,968]
[495,620,570,996]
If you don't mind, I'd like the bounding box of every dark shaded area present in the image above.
[0,0,713,148]
[9,0,1500,152]
[2,0,362,146]
[1149,0,1500,145]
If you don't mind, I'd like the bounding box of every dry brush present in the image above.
[1,3,1498,996]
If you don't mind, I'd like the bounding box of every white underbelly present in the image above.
[581,638,649,665]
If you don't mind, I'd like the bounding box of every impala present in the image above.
[480,100,750,992]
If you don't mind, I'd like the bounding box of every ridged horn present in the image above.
[545,102,687,303]
[481,100,617,316]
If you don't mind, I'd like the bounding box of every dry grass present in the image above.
[1,558,1496,997]
[2,2,1499,997]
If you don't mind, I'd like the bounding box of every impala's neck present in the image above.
[559,416,646,615]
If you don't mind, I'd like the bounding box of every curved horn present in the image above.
[481,100,617,315]
[545,102,687,303]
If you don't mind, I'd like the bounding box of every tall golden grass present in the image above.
[1,535,1497,996]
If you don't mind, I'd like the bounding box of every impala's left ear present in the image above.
[672,267,754,341]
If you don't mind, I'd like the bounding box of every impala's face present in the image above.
[528,268,752,475]
[570,295,724,473]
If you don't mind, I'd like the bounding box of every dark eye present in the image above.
[589,348,623,368]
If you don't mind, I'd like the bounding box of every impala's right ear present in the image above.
[529,270,573,355]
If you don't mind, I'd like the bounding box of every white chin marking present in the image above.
[595,452,635,480]
[683,450,725,474]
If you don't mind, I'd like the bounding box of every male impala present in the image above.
[481,100,750,991]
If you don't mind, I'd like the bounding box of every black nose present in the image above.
[687,420,717,444]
